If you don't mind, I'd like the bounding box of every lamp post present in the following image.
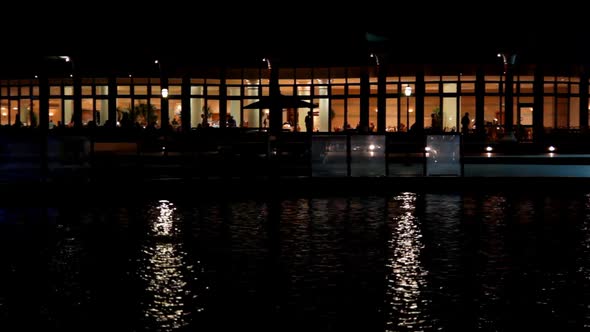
[497,52,517,141]
[155,59,169,128]
[60,56,82,127]
[404,85,412,131]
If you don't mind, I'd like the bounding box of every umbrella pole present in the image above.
[269,66,283,135]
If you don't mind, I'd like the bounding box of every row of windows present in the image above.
[0,75,583,97]
[0,74,585,142]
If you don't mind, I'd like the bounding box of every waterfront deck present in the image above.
[2,129,590,195]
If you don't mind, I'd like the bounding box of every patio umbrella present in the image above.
[243,95,318,110]
[243,66,318,133]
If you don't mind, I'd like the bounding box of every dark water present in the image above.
[0,192,588,331]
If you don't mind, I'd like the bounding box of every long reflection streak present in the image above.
[583,195,590,329]
[138,200,202,331]
[386,193,431,331]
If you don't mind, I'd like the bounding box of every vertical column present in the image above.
[415,70,425,133]
[73,74,82,127]
[39,75,49,181]
[359,68,370,132]
[160,75,169,129]
[504,65,515,137]
[108,75,117,127]
[181,74,191,132]
[317,85,329,132]
[579,68,589,132]
[533,64,544,142]
[269,66,282,135]
[245,84,259,128]
[219,68,227,129]
[500,53,517,141]
[475,66,485,139]
[377,63,386,134]
[297,85,311,131]
[39,76,49,131]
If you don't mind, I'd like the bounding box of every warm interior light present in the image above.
[404,85,412,97]
[161,88,169,98]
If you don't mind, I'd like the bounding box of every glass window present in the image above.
[485,83,500,93]
[330,99,345,132]
[227,86,241,97]
[519,83,533,93]
[151,85,161,95]
[426,83,439,93]
[191,86,204,95]
[348,85,361,95]
[369,97,377,131]
[461,83,475,93]
[64,100,74,125]
[64,86,73,96]
[331,85,345,96]
[206,86,219,96]
[484,96,502,141]
[190,97,204,128]
[0,100,8,125]
[570,97,580,128]
[386,84,397,94]
[347,97,361,129]
[543,96,554,129]
[134,85,148,95]
[117,85,131,95]
[95,99,108,126]
[169,85,181,96]
[49,99,62,125]
[442,83,457,93]
[543,83,554,93]
[385,98,398,132]
[169,99,182,128]
[96,86,108,95]
[460,75,476,81]
[370,83,378,94]
[50,86,61,96]
[82,86,93,96]
[424,97,441,130]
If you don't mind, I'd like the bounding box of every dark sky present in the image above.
[2,7,588,76]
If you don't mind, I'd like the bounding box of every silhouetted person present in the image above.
[305,111,313,133]
[13,111,22,128]
[461,112,470,134]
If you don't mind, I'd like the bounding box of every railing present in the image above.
[3,128,590,183]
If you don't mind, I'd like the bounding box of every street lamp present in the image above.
[59,56,74,77]
[404,85,412,131]
[155,59,168,98]
[497,52,517,141]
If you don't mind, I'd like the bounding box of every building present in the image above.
[0,54,588,146]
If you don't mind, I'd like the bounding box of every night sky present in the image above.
[2,7,588,75]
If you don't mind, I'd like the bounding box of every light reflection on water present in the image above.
[583,194,590,329]
[0,192,588,331]
[136,200,205,331]
[385,192,431,331]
